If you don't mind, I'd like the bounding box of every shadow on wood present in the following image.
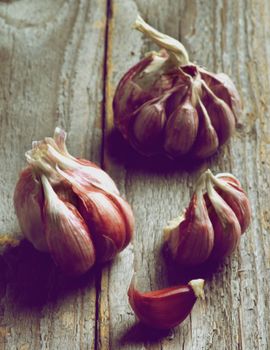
[161,242,229,286]
[119,322,172,346]
[106,128,221,175]
[0,240,97,310]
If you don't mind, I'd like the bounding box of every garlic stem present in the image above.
[53,127,70,156]
[206,176,228,227]
[41,175,59,210]
[206,169,233,193]
[25,150,58,179]
[134,15,189,66]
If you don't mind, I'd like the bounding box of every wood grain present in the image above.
[0,0,269,349]
[100,0,270,349]
[0,0,107,349]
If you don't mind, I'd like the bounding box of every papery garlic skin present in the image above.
[14,167,48,252]
[41,176,96,276]
[206,177,241,260]
[164,189,214,266]
[165,170,251,266]
[212,173,251,233]
[113,16,241,159]
[14,128,135,276]
[128,277,204,330]
[57,167,135,263]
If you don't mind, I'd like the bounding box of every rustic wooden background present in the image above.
[0,0,269,349]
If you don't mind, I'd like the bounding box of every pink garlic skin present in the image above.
[113,52,241,159]
[213,175,252,234]
[75,186,135,262]
[14,167,48,252]
[168,193,214,266]
[166,171,251,266]
[42,176,96,276]
[128,280,201,330]
[13,129,135,276]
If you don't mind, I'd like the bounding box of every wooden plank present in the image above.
[100,0,270,349]
[0,0,107,349]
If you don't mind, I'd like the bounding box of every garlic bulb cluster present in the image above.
[164,170,251,266]
[128,277,204,329]
[113,16,241,159]
[14,128,134,276]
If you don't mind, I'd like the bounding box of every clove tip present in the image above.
[188,279,205,300]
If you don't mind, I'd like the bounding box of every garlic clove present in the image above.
[164,96,199,156]
[56,166,134,261]
[128,277,204,330]
[13,167,48,252]
[77,189,133,262]
[131,99,166,155]
[165,176,214,266]
[41,175,95,276]
[202,82,236,146]
[192,99,219,159]
[208,171,251,233]
[106,193,135,250]
[205,99,235,146]
[206,176,241,260]
[199,69,241,120]
[113,54,157,137]
[214,73,242,119]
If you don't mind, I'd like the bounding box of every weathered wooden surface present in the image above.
[0,0,269,349]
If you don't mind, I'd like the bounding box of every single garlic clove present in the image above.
[192,100,219,159]
[77,189,133,262]
[130,99,166,155]
[164,178,214,266]
[214,73,242,119]
[107,193,135,250]
[113,54,158,137]
[199,69,241,120]
[208,172,251,233]
[128,277,204,330]
[41,175,96,276]
[14,167,48,252]
[204,99,235,146]
[164,96,199,157]
[206,176,241,260]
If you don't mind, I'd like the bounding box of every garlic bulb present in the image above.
[128,277,205,329]
[164,170,251,266]
[14,128,135,276]
[113,16,241,159]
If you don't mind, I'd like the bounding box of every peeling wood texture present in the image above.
[0,0,269,349]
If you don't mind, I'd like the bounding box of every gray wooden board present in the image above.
[0,0,269,349]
